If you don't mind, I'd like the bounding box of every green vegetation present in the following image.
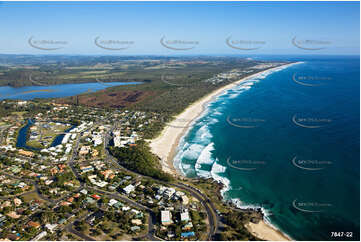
[215,210,261,241]
[1,55,285,140]
[109,140,172,182]
[26,122,69,149]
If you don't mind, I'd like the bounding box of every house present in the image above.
[181,195,189,205]
[6,211,20,219]
[108,185,117,191]
[101,170,114,180]
[80,165,94,173]
[92,149,99,157]
[91,194,101,200]
[64,181,74,187]
[18,149,34,157]
[13,198,22,207]
[60,201,71,206]
[122,206,130,211]
[45,224,58,233]
[108,199,123,209]
[33,231,47,241]
[62,133,71,144]
[80,189,88,195]
[130,226,140,232]
[0,214,6,223]
[50,167,58,175]
[27,221,41,229]
[58,164,66,170]
[65,147,72,154]
[108,199,118,207]
[88,175,108,188]
[113,136,122,147]
[134,212,144,219]
[85,197,96,204]
[79,146,91,156]
[92,135,102,146]
[131,209,140,214]
[161,210,172,225]
[183,222,193,231]
[123,184,135,194]
[180,209,190,222]
[131,219,142,225]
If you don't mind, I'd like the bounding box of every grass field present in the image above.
[26,122,69,148]
[21,191,43,203]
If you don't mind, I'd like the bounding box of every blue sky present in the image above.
[0,1,359,55]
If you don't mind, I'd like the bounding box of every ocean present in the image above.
[174,55,360,240]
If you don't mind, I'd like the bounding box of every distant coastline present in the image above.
[150,62,302,176]
[150,62,302,241]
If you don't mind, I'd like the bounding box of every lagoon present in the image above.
[16,119,75,151]
[0,81,142,100]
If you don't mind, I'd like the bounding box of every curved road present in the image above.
[66,132,159,240]
[104,129,218,240]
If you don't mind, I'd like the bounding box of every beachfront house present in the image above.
[161,210,172,225]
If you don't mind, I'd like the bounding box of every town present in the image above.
[0,100,214,241]
[0,60,274,241]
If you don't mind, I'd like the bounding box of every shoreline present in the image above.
[150,62,301,177]
[246,220,292,241]
[150,62,301,241]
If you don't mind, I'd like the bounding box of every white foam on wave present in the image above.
[175,62,301,240]
[196,169,212,178]
[195,142,215,166]
[208,117,219,125]
[243,62,303,84]
[231,198,273,217]
[228,92,243,99]
[178,64,299,176]
[211,159,226,173]
[242,82,255,86]
[213,110,222,116]
[230,198,294,240]
[193,124,213,144]
[210,159,230,196]
[174,140,205,175]
[181,163,192,170]
[181,143,205,160]
[194,142,217,178]
[241,86,251,90]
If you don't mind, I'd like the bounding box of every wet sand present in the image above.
[150,63,299,177]
[150,62,299,241]
[246,221,292,241]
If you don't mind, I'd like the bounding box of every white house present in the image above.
[123,184,135,194]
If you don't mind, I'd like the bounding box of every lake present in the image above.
[0,81,142,100]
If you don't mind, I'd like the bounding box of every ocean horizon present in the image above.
[174,55,360,240]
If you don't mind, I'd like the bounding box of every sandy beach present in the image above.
[150,62,299,177]
[246,221,292,241]
[149,62,299,241]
